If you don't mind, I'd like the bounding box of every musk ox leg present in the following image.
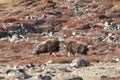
[68,52,75,57]
[32,50,39,55]
[68,52,71,57]
[49,52,57,56]
[71,53,75,57]
[68,52,74,57]
[53,52,57,56]
[49,52,52,55]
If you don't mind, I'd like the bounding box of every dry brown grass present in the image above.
[111,4,120,12]
[0,0,17,4]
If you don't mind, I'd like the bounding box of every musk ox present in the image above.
[32,39,60,56]
[64,40,89,57]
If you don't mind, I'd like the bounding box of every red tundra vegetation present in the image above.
[0,0,119,67]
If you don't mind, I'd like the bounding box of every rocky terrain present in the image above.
[0,0,120,80]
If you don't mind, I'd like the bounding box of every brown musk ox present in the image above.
[32,39,60,56]
[64,40,89,57]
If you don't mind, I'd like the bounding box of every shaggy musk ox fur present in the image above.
[32,39,60,56]
[65,40,89,57]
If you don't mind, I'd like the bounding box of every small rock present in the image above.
[6,69,31,79]
[5,69,15,75]
[34,20,45,25]
[70,58,90,68]
[39,75,52,80]
[81,24,91,30]
[104,21,120,31]
[26,63,35,68]
[16,69,31,79]
[68,77,83,80]
[112,58,120,62]
[26,15,39,20]
[0,29,8,38]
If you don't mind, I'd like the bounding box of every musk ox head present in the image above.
[77,44,89,55]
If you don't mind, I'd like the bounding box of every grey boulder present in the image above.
[70,58,90,68]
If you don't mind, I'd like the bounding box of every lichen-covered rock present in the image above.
[52,72,83,80]
[70,58,90,68]
[97,33,120,43]
[6,69,31,79]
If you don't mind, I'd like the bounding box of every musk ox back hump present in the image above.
[45,39,60,52]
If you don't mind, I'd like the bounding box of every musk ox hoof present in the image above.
[32,50,38,55]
